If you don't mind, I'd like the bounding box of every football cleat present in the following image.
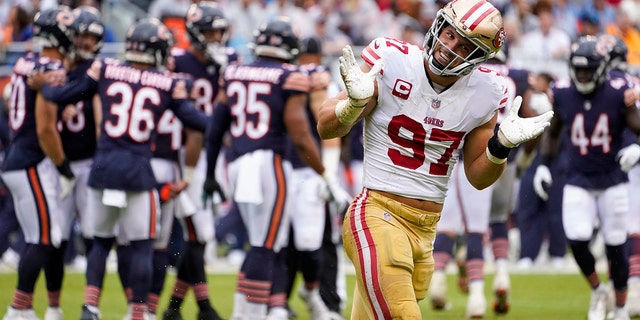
[588,284,608,320]
[492,264,511,314]
[627,277,640,317]
[43,307,63,320]
[430,270,449,310]
[611,306,630,320]
[161,309,183,320]
[298,286,330,320]
[3,307,39,320]
[80,305,101,320]
[197,308,223,320]
[466,281,487,319]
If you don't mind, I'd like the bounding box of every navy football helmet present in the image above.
[32,7,77,56]
[185,1,229,58]
[598,34,628,72]
[569,36,610,94]
[124,18,174,68]
[72,6,105,60]
[251,17,300,62]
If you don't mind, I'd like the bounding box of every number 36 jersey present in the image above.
[360,37,508,204]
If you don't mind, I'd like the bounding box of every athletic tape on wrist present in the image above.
[335,99,364,124]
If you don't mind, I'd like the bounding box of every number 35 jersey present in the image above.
[360,37,508,204]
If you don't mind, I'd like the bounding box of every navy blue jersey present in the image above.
[552,76,632,188]
[88,59,207,191]
[172,48,238,116]
[59,59,97,161]
[286,63,327,169]
[219,58,310,162]
[4,53,65,171]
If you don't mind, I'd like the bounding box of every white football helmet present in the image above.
[423,0,505,76]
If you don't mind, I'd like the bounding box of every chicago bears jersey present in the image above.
[220,59,310,161]
[286,63,327,169]
[4,53,65,171]
[360,37,507,204]
[89,59,207,191]
[59,59,97,162]
[552,76,632,189]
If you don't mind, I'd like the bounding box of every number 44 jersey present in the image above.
[360,37,508,204]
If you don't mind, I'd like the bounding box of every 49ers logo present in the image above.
[493,27,506,49]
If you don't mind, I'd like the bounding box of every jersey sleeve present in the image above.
[360,37,390,70]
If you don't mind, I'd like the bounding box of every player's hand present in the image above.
[533,164,552,201]
[498,96,554,148]
[617,143,640,172]
[339,45,383,107]
[202,178,226,206]
[322,173,352,212]
[56,159,75,200]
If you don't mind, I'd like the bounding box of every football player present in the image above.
[36,18,209,320]
[203,17,340,319]
[161,2,235,320]
[533,35,640,320]
[315,0,553,317]
[1,8,76,320]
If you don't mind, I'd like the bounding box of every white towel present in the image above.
[176,192,197,218]
[233,151,264,204]
[102,189,127,208]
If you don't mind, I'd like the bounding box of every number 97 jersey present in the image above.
[360,37,508,204]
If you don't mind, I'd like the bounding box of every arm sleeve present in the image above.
[205,102,231,180]
[170,99,208,132]
[41,74,98,106]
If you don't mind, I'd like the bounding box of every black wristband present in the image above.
[56,158,74,179]
[487,135,512,160]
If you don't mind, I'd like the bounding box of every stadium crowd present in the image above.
[0,0,639,319]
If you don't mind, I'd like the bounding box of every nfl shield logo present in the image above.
[432,99,441,109]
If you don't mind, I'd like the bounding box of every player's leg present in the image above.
[290,168,330,319]
[2,161,67,317]
[515,158,547,268]
[599,183,631,318]
[562,184,607,319]
[82,188,120,319]
[545,161,568,268]
[625,165,640,317]
[233,151,293,319]
[343,190,439,319]
[489,162,516,314]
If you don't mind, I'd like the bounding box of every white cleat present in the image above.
[611,306,630,320]
[588,284,609,320]
[44,307,63,320]
[430,270,449,310]
[627,277,640,317]
[492,262,510,315]
[466,281,487,319]
[298,286,330,320]
[3,307,40,320]
[265,307,288,320]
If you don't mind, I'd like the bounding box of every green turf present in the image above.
[0,271,596,319]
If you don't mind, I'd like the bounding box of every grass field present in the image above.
[0,270,601,319]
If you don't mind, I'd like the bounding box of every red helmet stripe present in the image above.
[460,1,497,31]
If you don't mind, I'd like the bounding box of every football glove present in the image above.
[56,159,75,200]
[498,96,554,148]
[202,177,226,207]
[322,173,352,212]
[339,45,383,107]
[533,165,552,201]
[617,143,640,172]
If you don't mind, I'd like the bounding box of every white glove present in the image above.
[528,92,553,115]
[617,143,640,172]
[533,165,552,201]
[498,96,554,148]
[59,176,75,200]
[339,45,383,107]
[323,173,352,212]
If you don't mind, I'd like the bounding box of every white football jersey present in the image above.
[360,37,508,204]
